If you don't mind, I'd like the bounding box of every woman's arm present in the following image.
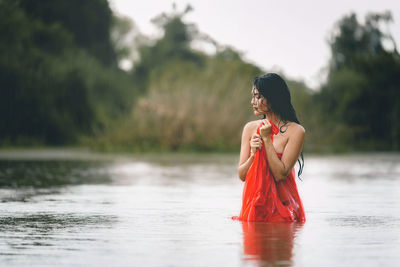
[238,122,260,181]
[261,122,305,182]
[238,153,254,182]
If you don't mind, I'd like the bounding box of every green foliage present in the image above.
[111,15,139,64]
[132,5,203,93]
[330,12,394,70]
[2,1,399,153]
[90,6,318,152]
[316,11,400,151]
[18,0,117,66]
[0,0,136,145]
[93,55,261,152]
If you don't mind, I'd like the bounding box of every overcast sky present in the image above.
[110,0,400,89]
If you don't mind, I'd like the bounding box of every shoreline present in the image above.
[0,147,399,162]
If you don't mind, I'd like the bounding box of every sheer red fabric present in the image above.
[233,121,305,222]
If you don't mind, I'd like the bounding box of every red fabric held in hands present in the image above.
[233,120,305,223]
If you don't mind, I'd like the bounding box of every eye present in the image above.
[251,93,262,101]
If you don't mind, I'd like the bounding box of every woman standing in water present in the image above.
[233,73,306,222]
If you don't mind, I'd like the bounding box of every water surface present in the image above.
[0,150,399,266]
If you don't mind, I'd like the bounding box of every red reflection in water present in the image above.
[241,221,304,265]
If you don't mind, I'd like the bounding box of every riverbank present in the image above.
[1,147,399,163]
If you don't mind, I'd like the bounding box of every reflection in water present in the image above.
[0,160,114,203]
[0,160,112,188]
[0,213,117,251]
[241,221,304,266]
[0,214,117,232]
[0,152,399,266]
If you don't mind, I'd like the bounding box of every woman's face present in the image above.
[251,87,269,116]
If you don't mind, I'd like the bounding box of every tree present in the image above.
[0,0,136,145]
[18,0,117,66]
[317,11,400,150]
[132,4,204,92]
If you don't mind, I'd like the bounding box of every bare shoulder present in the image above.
[243,120,260,133]
[286,122,305,138]
[241,120,260,140]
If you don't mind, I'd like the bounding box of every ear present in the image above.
[261,98,271,108]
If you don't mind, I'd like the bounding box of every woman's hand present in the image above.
[259,119,272,139]
[250,133,262,156]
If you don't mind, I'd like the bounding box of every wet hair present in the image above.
[253,73,304,178]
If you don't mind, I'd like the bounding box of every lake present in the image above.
[0,149,399,266]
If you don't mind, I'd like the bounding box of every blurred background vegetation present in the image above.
[1,0,399,153]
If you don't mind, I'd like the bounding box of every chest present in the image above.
[252,129,289,154]
[272,133,289,154]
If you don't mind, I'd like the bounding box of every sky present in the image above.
[110,0,400,89]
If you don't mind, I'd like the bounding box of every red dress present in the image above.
[233,121,305,222]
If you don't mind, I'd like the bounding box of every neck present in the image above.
[265,113,281,125]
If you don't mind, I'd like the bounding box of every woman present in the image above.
[233,73,306,222]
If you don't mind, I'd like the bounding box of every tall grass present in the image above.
[90,57,261,151]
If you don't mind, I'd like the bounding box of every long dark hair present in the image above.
[253,73,304,178]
